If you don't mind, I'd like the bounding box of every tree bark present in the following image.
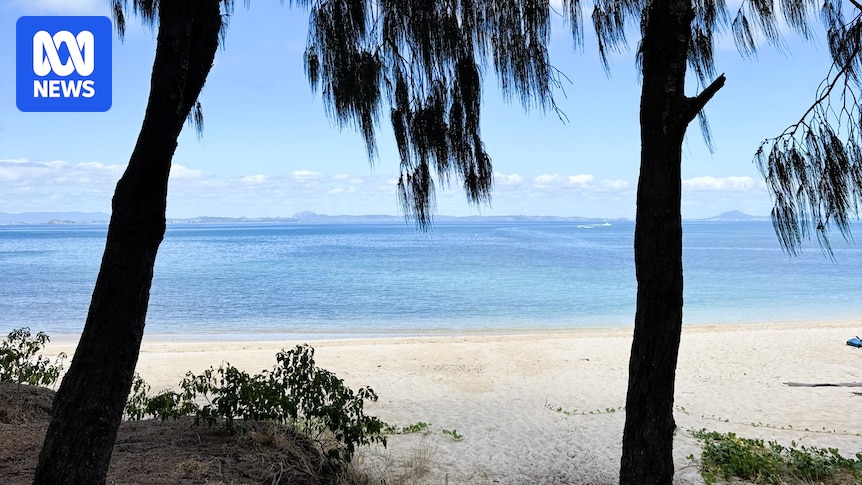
[619,0,723,482]
[33,2,221,483]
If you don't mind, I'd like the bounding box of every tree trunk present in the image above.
[33,2,221,483]
[619,0,724,482]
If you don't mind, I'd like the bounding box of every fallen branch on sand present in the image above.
[783,382,862,387]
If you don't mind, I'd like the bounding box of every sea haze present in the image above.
[0,221,859,340]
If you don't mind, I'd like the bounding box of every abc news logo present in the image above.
[33,30,96,98]
[16,16,112,112]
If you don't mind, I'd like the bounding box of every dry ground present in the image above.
[0,382,356,485]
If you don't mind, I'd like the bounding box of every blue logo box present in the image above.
[16,16,112,112]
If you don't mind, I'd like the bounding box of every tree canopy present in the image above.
[302,0,566,225]
[755,1,862,254]
[113,0,862,244]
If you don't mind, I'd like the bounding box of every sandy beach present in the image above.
[44,322,862,484]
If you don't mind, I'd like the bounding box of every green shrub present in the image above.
[384,421,431,435]
[785,445,862,482]
[125,374,197,422]
[692,429,862,484]
[124,374,150,421]
[0,327,66,388]
[125,344,386,462]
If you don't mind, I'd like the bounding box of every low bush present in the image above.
[126,344,386,463]
[0,327,66,388]
[692,429,862,484]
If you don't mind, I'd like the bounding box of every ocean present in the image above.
[0,221,860,340]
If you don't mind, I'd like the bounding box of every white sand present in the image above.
[46,323,862,484]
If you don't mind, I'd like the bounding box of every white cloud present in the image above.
[601,179,629,190]
[0,158,125,213]
[292,170,323,181]
[170,164,208,180]
[533,174,563,186]
[0,159,124,183]
[378,177,401,191]
[494,172,524,186]
[378,177,400,191]
[0,162,771,219]
[333,173,351,180]
[683,176,755,191]
[327,187,357,195]
[528,173,633,192]
[566,174,595,186]
[238,174,268,185]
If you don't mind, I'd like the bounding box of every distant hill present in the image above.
[290,211,400,223]
[168,216,300,224]
[0,210,777,225]
[697,210,770,222]
[290,212,632,223]
[0,211,633,225]
[0,212,110,224]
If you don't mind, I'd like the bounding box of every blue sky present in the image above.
[0,0,836,219]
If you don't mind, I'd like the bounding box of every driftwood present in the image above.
[784,382,862,387]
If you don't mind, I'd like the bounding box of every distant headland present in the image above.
[0,210,770,225]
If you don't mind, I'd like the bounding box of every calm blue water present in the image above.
[0,222,859,340]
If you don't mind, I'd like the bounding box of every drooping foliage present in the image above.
[302,0,563,226]
[301,0,759,225]
[113,0,862,246]
[115,0,562,227]
[753,1,862,254]
[567,0,862,256]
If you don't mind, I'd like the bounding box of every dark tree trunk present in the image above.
[33,2,221,483]
[619,0,724,482]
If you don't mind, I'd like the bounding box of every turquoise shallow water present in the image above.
[0,221,860,340]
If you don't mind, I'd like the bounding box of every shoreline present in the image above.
[41,317,862,346]
[38,321,862,483]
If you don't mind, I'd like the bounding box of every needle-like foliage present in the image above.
[721,0,862,255]
[113,0,862,245]
[302,0,561,227]
[114,0,561,228]
[753,1,862,255]
[304,0,752,226]
[567,0,862,256]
